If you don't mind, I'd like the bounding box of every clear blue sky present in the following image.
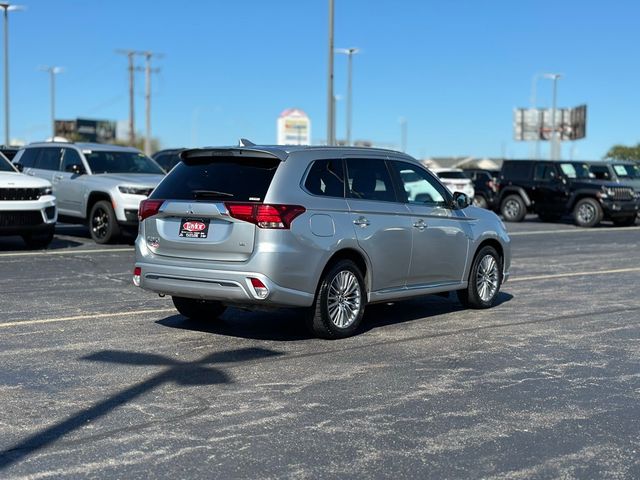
[7,0,640,159]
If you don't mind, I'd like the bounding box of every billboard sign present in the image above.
[514,104,587,141]
[55,118,117,143]
[277,108,311,145]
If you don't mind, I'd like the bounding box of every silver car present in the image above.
[13,142,165,243]
[134,144,511,339]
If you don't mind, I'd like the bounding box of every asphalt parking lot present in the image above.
[1,217,639,479]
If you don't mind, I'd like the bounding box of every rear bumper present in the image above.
[135,261,314,307]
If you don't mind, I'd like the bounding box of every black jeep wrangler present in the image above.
[498,160,639,227]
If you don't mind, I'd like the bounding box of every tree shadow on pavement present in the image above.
[0,347,282,471]
[157,292,514,341]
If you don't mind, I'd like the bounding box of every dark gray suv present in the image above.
[134,144,511,338]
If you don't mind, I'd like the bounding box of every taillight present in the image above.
[138,199,164,221]
[133,266,141,287]
[225,203,305,229]
[249,277,269,299]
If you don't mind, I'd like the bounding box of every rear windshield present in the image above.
[150,157,279,202]
[85,151,164,174]
[437,171,467,179]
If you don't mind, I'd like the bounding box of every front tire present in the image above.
[172,296,226,321]
[573,198,603,228]
[458,246,502,309]
[500,194,526,222]
[89,200,121,244]
[307,259,366,339]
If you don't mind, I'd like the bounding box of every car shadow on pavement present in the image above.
[157,292,514,341]
[0,236,84,252]
[0,347,283,471]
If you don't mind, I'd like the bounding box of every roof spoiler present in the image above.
[180,147,287,163]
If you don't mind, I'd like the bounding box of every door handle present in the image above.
[353,216,370,228]
[413,219,427,230]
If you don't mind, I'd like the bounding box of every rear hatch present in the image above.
[141,149,281,262]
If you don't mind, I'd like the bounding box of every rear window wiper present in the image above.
[192,189,234,199]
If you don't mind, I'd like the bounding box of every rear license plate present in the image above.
[179,218,210,238]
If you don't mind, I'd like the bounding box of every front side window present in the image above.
[84,151,164,174]
[61,149,84,172]
[345,158,396,202]
[559,162,591,179]
[613,164,640,179]
[534,163,557,181]
[304,159,345,197]
[35,148,63,171]
[390,161,449,206]
[589,165,611,180]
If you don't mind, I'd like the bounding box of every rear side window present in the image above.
[16,148,39,168]
[346,158,396,202]
[502,162,532,181]
[35,148,63,171]
[304,159,345,197]
[151,157,279,202]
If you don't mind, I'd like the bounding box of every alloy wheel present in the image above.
[327,270,362,328]
[92,207,109,239]
[475,254,499,302]
[577,203,595,224]
[504,199,520,219]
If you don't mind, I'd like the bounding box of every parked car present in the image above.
[433,168,475,199]
[462,168,499,210]
[588,161,640,193]
[152,148,185,172]
[0,146,19,161]
[0,151,57,247]
[498,159,640,227]
[134,143,511,339]
[12,142,165,243]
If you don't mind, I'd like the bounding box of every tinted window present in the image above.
[35,147,63,171]
[0,155,15,172]
[151,157,279,202]
[534,163,557,181]
[589,165,611,180]
[154,152,181,171]
[559,163,590,179]
[391,161,449,206]
[502,162,532,181]
[346,158,396,202]
[437,171,467,179]
[304,159,345,197]
[612,164,640,179]
[1,149,17,160]
[84,150,164,174]
[61,148,84,172]
[16,148,39,168]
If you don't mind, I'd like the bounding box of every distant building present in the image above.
[277,108,311,145]
[54,118,117,143]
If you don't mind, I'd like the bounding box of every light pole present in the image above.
[336,47,359,146]
[0,2,23,146]
[40,66,62,139]
[530,73,543,159]
[544,73,562,160]
[326,0,335,146]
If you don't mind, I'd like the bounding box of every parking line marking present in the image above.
[0,308,175,329]
[0,247,134,258]
[509,226,640,236]
[510,267,640,282]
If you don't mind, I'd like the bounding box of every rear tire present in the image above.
[457,246,502,309]
[22,229,54,249]
[473,195,488,209]
[573,198,603,228]
[89,200,121,244]
[307,259,366,339]
[500,194,526,222]
[172,296,226,321]
[612,215,637,227]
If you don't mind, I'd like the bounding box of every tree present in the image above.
[604,143,640,162]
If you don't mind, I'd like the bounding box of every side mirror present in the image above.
[66,163,84,175]
[452,191,472,209]
[13,162,24,172]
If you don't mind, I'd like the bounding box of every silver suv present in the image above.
[0,153,56,247]
[13,142,165,243]
[134,144,511,338]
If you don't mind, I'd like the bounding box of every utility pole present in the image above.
[0,3,23,146]
[116,49,141,146]
[39,66,63,139]
[546,73,562,160]
[326,0,335,146]
[336,48,359,146]
[142,51,162,156]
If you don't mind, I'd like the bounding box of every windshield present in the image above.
[559,163,591,179]
[0,155,16,172]
[437,171,468,179]
[613,164,640,179]
[84,150,164,174]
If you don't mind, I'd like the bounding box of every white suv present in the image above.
[0,153,57,248]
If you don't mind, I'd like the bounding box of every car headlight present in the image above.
[118,186,152,196]
[40,186,52,196]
